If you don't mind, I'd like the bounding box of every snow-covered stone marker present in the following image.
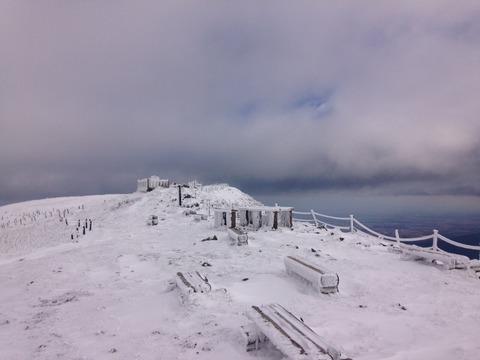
[242,303,352,360]
[227,227,248,245]
[284,255,339,294]
[169,271,212,302]
[147,215,158,226]
[388,244,470,270]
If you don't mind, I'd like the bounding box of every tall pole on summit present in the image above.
[178,185,182,207]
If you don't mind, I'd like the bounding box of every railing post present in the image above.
[432,229,438,251]
[311,210,317,227]
[178,185,182,207]
[350,215,354,233]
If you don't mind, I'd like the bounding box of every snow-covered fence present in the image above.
[312,211,352,232]
[293,210,480,258]
[292,210,316,224]
[188,180,202,189]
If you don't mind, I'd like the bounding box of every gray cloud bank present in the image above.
[1,1,480,205]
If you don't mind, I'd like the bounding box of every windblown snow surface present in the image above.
[0,184,479,359]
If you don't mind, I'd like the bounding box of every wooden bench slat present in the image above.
[270,304,336,357]
[248,305,313,359]
[245,304,351,360]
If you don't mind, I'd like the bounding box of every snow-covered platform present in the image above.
[285,255,339,294]
[242,303,352,360]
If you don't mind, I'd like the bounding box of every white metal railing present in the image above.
[311,210,351,231]
[292,210,316,223]
[293,210,480,256]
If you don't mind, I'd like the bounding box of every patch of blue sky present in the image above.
[291,89,334,117]
[237,102,257,118]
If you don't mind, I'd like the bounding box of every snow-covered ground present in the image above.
[1,185,479,359]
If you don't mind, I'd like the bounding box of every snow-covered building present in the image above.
[213,208,237,228]
[137,176,169,192]
[213,206,293,230]
[238,206,293,230]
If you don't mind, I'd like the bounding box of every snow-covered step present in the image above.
[243,303,352,360]
[284,255,339,294]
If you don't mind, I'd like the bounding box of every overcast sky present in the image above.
[1,1,480,209]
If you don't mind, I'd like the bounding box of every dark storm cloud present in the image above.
[1,1,480,205]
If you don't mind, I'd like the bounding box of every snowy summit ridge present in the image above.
[0,183,479,359]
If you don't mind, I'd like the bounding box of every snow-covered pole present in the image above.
[350,215,354,233]
[432,229,438,251]
[310,210,317,227]
[395,229,400,245]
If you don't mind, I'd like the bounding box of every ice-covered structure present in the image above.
[137,176,169,192]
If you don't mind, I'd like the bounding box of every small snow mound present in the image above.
[195,184,262,209]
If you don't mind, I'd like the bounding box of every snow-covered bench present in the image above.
[193,214,208,221]
[241,303,352,360]
[388,244,470,269]
[227,227,248,245]
[169,271,211,302]
[285,255,339,294]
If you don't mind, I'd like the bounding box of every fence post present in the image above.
[311,210,317,227]
[395,229,400,245]
[432,229,438,251]
[350,215,354,233]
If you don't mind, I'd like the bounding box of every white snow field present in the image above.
[1,184,479,359]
